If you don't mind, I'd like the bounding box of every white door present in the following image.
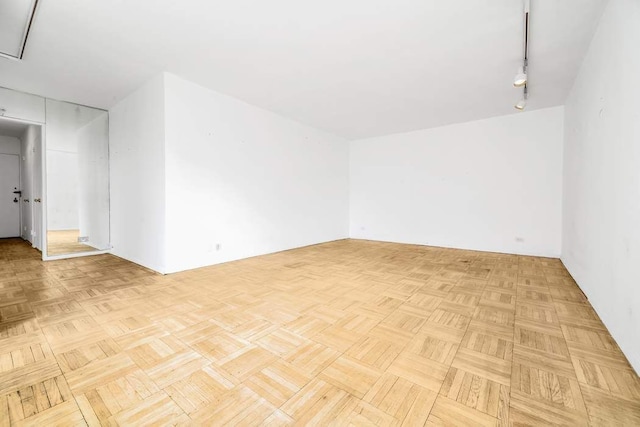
[0,153,21,238]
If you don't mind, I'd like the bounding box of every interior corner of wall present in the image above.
[161,72,180,91]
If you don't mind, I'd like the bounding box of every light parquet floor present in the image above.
[47,230,92,256]
[0,238,639,426]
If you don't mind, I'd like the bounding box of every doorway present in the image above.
[0,117,44,251]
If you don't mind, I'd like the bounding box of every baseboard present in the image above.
[348,237,560,259]
[163,237,350,275]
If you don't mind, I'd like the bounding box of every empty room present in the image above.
[0,0,638,425]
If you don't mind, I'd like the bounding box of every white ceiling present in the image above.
[0,0,608,139]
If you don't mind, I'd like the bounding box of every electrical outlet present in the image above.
[216,243,221,251]
[515,237,524,243]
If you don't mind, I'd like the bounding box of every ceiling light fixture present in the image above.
[513,0,530,109]
[513,66,527,87]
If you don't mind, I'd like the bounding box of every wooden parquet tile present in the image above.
[347,336,402,370]
[0,237,639,425]
[451,347,511,387]
[439,367,509,420]
[407,334,457,363]
[426,395,499,426]
[364,372,427,421]
[280,378,354,425]
[388,351,449,392]
[319,355,382,398]
[580,383,640,426]
[245,360,309,407]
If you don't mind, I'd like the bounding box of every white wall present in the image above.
[45,99,109,233]
[45,99,79,231]
[0,87,46,124]
[562,0,640,373]
[163,73,349,273]
[45,150,78,230]
[109,74,166,273]
[0,135,21,238]
[350,106,564,257]
[0,135,21,155]
[78,114,110,250]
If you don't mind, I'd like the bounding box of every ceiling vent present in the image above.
[0,0,39,60]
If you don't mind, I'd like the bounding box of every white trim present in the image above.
[40,116,47,257]
[0,115,43,126]
[0,52,21,61]
[43,248,112,261]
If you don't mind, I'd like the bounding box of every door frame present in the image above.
[0,116,45,255]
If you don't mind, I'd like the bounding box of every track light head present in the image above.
[514,99,527,110]
[513,66,527,87]
[515,85,528,110]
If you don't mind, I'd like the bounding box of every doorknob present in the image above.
[34,198,41,203]
[13,197,18,203]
